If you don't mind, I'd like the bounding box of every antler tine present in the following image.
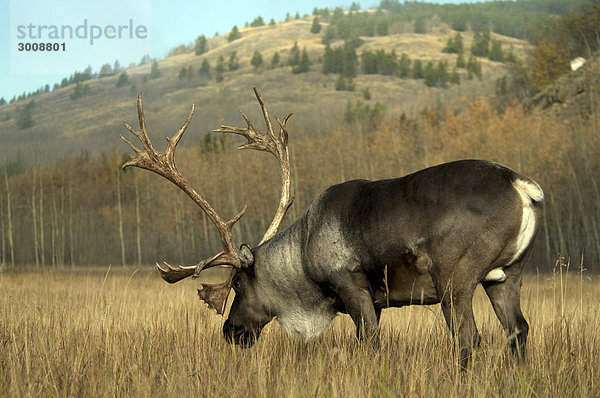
[121,94,158,164]
[121,94,195,180]
[252,86,276,141]
[166,103,195,166]
[156,262,197,284]
[276,113,293,147]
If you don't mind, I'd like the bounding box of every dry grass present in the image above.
[1,264,599,397]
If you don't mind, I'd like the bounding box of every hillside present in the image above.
[0,16,530,165]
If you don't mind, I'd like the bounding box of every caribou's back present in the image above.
[305,160,543,306]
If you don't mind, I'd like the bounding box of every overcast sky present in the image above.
[1,0,486,100]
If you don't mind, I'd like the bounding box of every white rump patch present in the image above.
[508,179,543,265]
[570,56,586,72]
[514,179,544,203]
[483,267,507,283]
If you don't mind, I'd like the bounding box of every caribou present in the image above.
[121,88,543,366]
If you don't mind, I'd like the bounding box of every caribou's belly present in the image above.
[374,262,439,307]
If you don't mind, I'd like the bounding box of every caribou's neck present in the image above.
[253,217,337,340]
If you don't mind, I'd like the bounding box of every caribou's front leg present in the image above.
[329,269,379,344]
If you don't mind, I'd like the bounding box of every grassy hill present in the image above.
[0,16,530,165]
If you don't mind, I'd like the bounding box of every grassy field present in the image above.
[1,263,598,397]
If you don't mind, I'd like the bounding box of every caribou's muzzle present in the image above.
[223,320,260,348]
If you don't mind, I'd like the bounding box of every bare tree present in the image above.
[32,166,40,266]
[134,171,142,265]
[3,167,14,266]
[38,168,45,265]
[116,169,126,266]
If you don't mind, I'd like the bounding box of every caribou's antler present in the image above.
[120,88,294,315]
[214,87,294,244]
[121,93,244,314]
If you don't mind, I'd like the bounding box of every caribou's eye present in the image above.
[232,274,242,291]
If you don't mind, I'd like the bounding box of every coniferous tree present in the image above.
[292,48,311,74]
[150,60,161,79]
[288,42,301,67]
[495,75,508,95]
[349,44,360,76]
[250,16,265,27]
[344,99,354,123]
[437,60,449,87]
[178,67,187,80]
[412,59,424,78]
[505,45,517,63]
[397,53,411,78]
[17,100,35,129]
[271,51,280,68]
[335,75,355,91]
[139,54,151,65]
[251,50,264,69]
[311,17,322,34]
[456,50,466,68]
[424,61,437,87]
[362,50,378,74]
[199,59,211,79]
[70,82,90,100]
[362,87,372,100]
[471,29,491,57]
[467,55,482,79]
[194,35,207,55]
[414,17,426,34]
[379,49,397,75]
[323,44,335,73]
[450,67,460,85]
[228,51,239,71]
[228,26,241,42]
[215,55,225,82]
[442,32,464,54]
[489,39,505,62]
[116,72,129,87]
[99,63,113,76]
[376,18,389,35]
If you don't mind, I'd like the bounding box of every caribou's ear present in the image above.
[239,244,254,269]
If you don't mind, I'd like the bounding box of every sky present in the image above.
[0,0,485,101]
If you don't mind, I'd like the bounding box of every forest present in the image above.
[1,89,598,271]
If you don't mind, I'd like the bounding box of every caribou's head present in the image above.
[221,246,273,347]
[121,87,293,348]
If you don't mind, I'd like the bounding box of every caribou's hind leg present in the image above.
[432,262,481,368]
[482,256,530,360]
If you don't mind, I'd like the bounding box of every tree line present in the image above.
[316,0,586,44]
[1,92,599,271]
